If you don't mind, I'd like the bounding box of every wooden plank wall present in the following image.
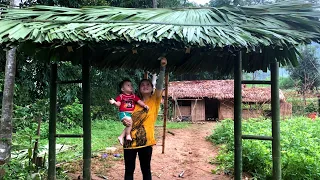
[191,99,205,121]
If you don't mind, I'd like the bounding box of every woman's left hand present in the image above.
[160,57,167,67]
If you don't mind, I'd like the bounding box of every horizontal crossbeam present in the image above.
[55,134,83,138]
[242,135,273,140]
[56,80,82,84]
[241,80,271,85]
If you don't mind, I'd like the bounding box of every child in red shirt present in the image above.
[109,79,149,145]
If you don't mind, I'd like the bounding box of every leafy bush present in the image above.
[207,117,320,180]
[287,97,318,116]
[1,122,68,180]
[58,98,84,128]
[305,102,317,113]
[279,77,295,89]
[13,99,49,131]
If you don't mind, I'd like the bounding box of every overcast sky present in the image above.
[189,0,210,5]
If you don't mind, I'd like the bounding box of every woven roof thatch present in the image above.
[0,1,320,73]
[167,80,286,103]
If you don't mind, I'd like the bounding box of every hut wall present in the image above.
[175,106,191,117]
[174,100,191,121]
[219,100,234,120]
[191,99,205,121]
[280,102,292,118]
[242,109,263,119]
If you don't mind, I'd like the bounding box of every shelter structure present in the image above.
[0,2,319,180]
[168,80,292,121]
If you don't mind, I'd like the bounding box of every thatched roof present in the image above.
[167,80,286,103]
[0,2,320,73]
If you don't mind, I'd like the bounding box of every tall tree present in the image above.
[0,0,19,173]
[209,0,319,6]
[153,0,157,8]
[287,46,320,105]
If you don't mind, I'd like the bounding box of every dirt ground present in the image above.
[65,122,232,180]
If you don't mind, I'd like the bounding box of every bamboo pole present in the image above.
[48,64,57,180]
[82,57,91,180]
[271,61,281,180]
[162,73,169,154]
[234,51,242,180]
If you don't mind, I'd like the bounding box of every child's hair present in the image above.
[119,79,132,93]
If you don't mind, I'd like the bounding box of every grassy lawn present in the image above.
[50,119,190,162]
[12,118,190,164]
[54,120,124,162]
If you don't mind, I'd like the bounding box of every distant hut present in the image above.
[167,80,292,121]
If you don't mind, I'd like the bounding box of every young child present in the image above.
[109,79,149,145]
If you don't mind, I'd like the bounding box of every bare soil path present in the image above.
[66,122,231,180]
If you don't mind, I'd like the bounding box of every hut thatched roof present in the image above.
[0,2,319,73]
[167,80,285,103]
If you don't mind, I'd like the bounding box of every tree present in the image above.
[106,0,186,8]
[0,47,16,166]
[287,46,320,105]
[209,0,319,7]
[209,0,272,6]
[0,0,19,174]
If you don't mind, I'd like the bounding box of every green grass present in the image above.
[55,119,190,161]
[12,118,190,163]
[54,120,124,162]
[13,119,189,163]
[207,117,320,180]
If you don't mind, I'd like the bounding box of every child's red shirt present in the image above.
[115,93,140,112]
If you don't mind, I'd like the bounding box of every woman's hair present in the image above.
[137,79,153,98]
[118,79,131,94]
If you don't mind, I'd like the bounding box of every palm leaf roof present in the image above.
[0,1,320,73]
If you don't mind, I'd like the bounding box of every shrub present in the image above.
[13,99,49,131]
[208,117,320,180]
[58,98,83,128]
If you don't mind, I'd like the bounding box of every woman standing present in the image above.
[122,57,167,180]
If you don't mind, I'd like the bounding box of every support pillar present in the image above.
[271,61,281,180]
[82,57,91,179]
[48,64,57,180]
[234,51,242,180]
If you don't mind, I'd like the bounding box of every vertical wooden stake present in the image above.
[162,73,169,154]
[144,71,148,79]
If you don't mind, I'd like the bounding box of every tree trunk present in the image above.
[152,0,157,8]
[0,47,17,164]
[0,0,21,177]
[233,0,240,6]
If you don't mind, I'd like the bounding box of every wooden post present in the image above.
[234,51,242,180]
[32,117,41,164]
[162,73,169,154]
[271,60,281,180]
[144,71,148,79]
[82,56,91,180]
[48,63,57,180]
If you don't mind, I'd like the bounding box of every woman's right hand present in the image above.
[122,118,132,127]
